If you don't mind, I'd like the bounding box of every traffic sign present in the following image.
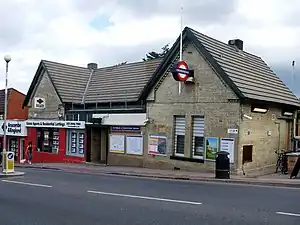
[3,151,15,173]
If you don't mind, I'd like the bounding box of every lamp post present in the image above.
[2,55,11,169]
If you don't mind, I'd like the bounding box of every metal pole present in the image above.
[178,5,183,95]
[2,61,8,168]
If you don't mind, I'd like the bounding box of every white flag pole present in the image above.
[178,5,183,95]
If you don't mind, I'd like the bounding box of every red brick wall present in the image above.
[7,89,28,120]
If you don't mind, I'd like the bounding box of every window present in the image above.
[36,128,59,154]
[67,130,85,157]
[8,138,18,161]
[242,145,253,164]
[192,116,205,159]
[174,116,186,156]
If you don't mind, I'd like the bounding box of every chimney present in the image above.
[228,39,243,51]
[87,63,98,70]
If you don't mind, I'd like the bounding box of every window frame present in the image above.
[191,116,205,159]
[173,115,186,157]
[66,129,85,157]
[36,127,59,154]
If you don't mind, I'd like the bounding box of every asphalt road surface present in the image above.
[0,168,299,225]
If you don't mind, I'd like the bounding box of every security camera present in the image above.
[243,114,252,120]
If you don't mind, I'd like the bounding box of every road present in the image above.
[0,168,299,225]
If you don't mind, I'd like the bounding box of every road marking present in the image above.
[87,190,202,205]
[1,180,52,188]
[276,212,300,217]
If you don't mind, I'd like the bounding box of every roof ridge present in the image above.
[187,27,261,59]
[41,58,163,71]
[42,60,89,70]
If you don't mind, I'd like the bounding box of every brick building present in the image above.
[0,88,28,120]
[23,27,300,175]
[0,88,28,162]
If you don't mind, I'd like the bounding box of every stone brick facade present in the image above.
[144,43,240,172]
[108,42,293,176]
[27,71,63,120]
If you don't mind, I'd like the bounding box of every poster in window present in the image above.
[71,132,77,153]
[44,131,49,146]
[205,137,219,160]
[126,136,143,155]
[109,134,125,153]
[148,135,167,155]
[220,138,235,163]
[78,133,84,154]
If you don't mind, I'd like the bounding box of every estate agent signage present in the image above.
[25,120,85,129]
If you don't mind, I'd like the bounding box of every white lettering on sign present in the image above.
[25,120,85,129]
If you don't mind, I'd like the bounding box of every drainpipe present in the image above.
[293,110,298,151]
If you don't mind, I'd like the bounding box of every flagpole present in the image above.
[292,60,295,84]
[178,5,183,95]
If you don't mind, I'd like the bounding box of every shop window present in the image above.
[242,145,253,164]
[192,116,205,159]
[67,130,85,157]
[36,128,59,154]
[174,116,186,156]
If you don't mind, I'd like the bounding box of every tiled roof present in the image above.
[189,28,300,107]
[140,27,300,108]
[85,59,162,103]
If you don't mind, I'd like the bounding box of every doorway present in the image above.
[85,125,108,164]
[20,138,25,161]
[86,127,91,162]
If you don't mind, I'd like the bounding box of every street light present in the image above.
[2,54,11,169]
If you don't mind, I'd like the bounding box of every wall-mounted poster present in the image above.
[126,136,143,155]
[148,135,167,155]
[109,134,125,153]
[205,137,219,160]
[220,138,235,163]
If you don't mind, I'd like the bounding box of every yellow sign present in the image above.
[3,151,14,173]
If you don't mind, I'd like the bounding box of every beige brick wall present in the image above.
[237,105,292,175]
[28,71,63,120]
[144,43,241,172]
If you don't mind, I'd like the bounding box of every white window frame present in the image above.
[192,116,205,159]
[174,116,186,157]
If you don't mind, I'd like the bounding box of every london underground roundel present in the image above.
[175,61,189,81]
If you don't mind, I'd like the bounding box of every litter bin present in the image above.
[215,151,230,179]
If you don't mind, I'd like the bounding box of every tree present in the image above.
[113,61,127,66]
[143,44,170,61]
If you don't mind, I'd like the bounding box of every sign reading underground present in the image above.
[171,61,194,82]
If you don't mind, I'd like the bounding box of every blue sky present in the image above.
[89,14,112,30]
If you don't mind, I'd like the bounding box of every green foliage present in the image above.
[143,44,170,61]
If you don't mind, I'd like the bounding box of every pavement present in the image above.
[15,162,300,188]
[0,167,299,224]
[0,171,25,177]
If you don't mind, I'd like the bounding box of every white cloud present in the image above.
[0,0,299,97]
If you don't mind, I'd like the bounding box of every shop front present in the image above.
[89,113,147,166]
[0,120,27,163]
[25,120,86,163]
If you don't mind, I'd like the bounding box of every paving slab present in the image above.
[0,171,25,178]
[15,163,300,188]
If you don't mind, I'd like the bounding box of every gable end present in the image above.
[22,61,63,108]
